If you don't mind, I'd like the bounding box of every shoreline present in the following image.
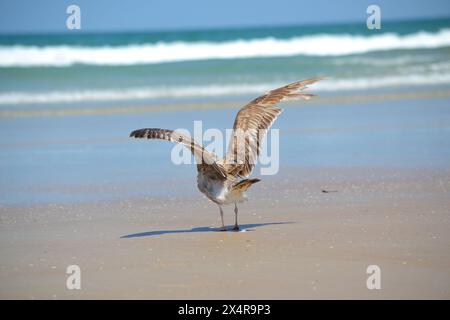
[1,87,449,299]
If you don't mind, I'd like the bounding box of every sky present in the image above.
[0,0,449,33]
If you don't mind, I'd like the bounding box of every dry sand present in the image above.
[1,167,449,299]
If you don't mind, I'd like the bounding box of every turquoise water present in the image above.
[0,18,450,108]
[1,18,448,46]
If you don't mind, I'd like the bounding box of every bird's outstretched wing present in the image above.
[130,128,227,179]
[225,77,324,177]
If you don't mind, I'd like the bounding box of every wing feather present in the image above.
[130,128,227,179]
[225,77,324,177]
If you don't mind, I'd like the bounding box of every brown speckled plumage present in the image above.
[130,78,323,230]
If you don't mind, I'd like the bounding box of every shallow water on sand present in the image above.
[1,95,450,205]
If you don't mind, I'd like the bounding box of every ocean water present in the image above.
[1,18,450,205]
[0,18,450,108]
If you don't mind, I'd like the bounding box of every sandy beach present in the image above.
[0,167,449,299]
[1,93,449,299]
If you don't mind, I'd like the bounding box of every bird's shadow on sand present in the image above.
[121,222,293,239]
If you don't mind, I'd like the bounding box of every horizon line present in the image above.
[0,15,449,37]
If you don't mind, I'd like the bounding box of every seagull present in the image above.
[130,77,323,231]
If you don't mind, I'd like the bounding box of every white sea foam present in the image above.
[1,72,450,105]
[1,29,450,67]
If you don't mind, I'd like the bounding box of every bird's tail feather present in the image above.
[232,178,261,191]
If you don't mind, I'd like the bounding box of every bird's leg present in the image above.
[218,205,226,231]
[232,203,240,231]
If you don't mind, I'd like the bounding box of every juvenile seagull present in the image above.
[130,78,322,231]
